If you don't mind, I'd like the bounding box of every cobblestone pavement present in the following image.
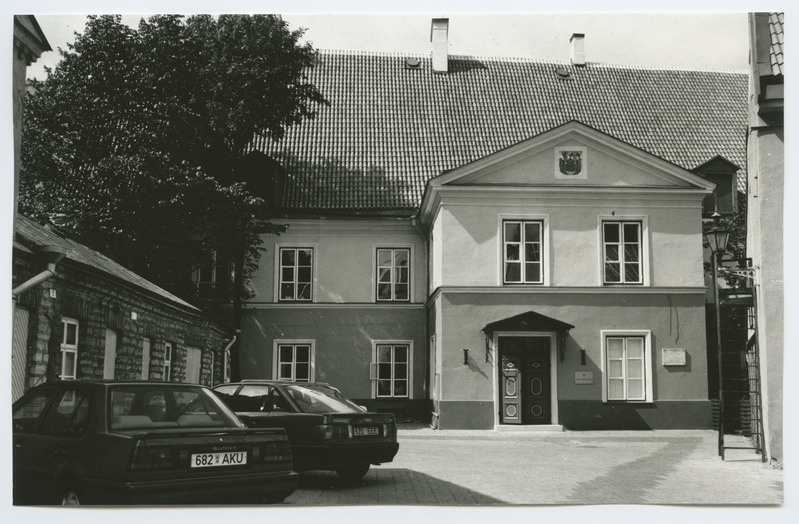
[284,425,783,506]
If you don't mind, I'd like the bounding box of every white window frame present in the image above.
[370,340,414,399]
[497,214,550,286]
[598,216,649,286]
[600,330,654,403]
[373,246,413,302]
[163,342,173,382]
[60,317,79,380]
[272,340,315,382]
[274,245,316,302]
[141,337,151,380]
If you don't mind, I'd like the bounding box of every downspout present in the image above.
[12,245,67,300]
[221,333,238,384]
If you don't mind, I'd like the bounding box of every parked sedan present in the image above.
[213,381,399,482]
[12,380,298,505]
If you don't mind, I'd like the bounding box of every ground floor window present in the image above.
[163,342,173,381]
[60,317,79,380]
[273,341,314,382]
[371,342,412,398]
[601,330,653,402]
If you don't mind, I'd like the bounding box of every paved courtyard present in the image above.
[285,425,783,506]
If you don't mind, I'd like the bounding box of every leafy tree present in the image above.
[20,14,327,379]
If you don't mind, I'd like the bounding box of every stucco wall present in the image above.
[463,137,692,188]
[249,219,426,304]
[436,195,705,288]
[747,127,784,464]
[240,306,427,404]
[437,291,708,403]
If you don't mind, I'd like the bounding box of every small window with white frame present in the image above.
[503,220,544,284]
[601,331,653,402]
[163,342,173,382]
[371,342,412,398]
[274,342,314,382]
[376,247,411,301]
[602,221,643,284]
[60,318,79,380]
[278,248,313,302]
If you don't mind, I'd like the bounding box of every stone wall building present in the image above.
[12,215,233,401]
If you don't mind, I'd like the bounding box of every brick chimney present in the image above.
[570,33,586,67]
[431,18,449,74]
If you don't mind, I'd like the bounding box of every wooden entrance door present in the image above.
[499,336,551,425]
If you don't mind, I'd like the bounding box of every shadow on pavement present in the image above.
[287,468,503,505]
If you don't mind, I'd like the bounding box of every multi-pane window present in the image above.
[503,221,543,284]
[279,248,313,301]
[605,336,646,401]
[276,343,312,382]
[195,250,233,298]
[372,343,410,398]
[376,248,410,301]
[60,318,79,380]
[603,221,642,284]
[163,342,173,382]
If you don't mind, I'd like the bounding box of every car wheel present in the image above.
[335,463,370,483]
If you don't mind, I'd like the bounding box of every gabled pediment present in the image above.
[419,121,716,222]
[437,121,716,189]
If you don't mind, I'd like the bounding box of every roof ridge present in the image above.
[315,49,747,74]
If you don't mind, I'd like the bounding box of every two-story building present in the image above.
[237,21,748,430]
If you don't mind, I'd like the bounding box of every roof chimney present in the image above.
[570,33,586,67]
[431,18,449,74]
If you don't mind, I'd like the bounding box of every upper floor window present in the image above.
[279,248,313,302]
[194,250,233,299]
[503,221,543,284]
[376,248,410,301]
[602,221,642,285]
[60,318,79,380]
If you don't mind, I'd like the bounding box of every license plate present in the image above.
[190,451,247,468]
[353,426,380,437]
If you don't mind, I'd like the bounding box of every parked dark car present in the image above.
[213,381,399,482]
[12,380,298,505]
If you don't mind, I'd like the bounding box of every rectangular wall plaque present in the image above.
[575,371,593,385]
[662,348,687,366]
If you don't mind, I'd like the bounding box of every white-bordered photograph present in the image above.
[4,1,790,520]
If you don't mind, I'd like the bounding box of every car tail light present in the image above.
[130,445,174,470]
[383,423,397,439]
[314,424,352,440]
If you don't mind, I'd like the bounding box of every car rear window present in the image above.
[284,385,364,414]
[109,386,243,430]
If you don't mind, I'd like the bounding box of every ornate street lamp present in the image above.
[704,212,730,459]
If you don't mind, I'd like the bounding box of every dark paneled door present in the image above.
[499,336,551,425]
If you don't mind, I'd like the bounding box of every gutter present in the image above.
[12,245,67,300]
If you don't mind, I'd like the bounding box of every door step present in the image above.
[496,424,563,432]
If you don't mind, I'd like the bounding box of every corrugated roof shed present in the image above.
[769,13,785,76]
[252,51,748,212]
[16,214,199,312]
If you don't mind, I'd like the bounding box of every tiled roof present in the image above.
[769,13,785,76]
[16,214,199,312]
[252,52,748,212]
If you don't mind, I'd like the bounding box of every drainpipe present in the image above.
[221,334,237,383]
[12,245,66,300]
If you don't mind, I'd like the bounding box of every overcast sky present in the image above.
[25,10,752,80]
